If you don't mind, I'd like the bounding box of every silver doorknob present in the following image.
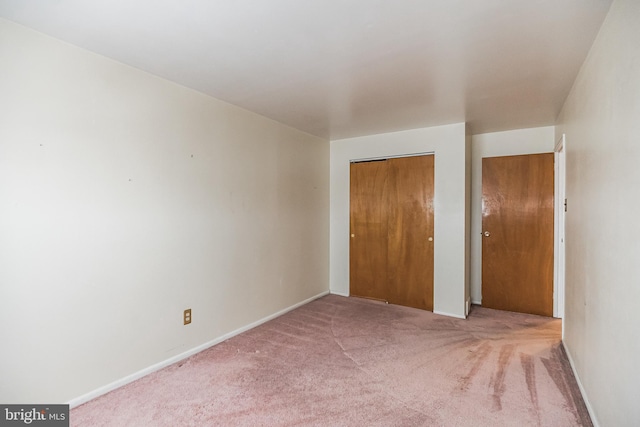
[483,231,491,237]
[428,236,433,242]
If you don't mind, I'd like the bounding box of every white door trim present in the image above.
[553,134,566,319]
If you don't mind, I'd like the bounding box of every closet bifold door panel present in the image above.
[350,155,434,311]
[349,160,389,302]
[387,155,435,310]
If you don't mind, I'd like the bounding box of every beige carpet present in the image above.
[71,294,592,426]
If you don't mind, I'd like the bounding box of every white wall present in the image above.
[555,0,640,425]
[469,127,555,305]
[0,18,329,404]
[330,123,469,318]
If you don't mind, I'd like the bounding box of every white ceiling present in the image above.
[0,0,612,139]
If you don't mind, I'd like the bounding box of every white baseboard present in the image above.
[562,342,600,427]
[330,290,349,297]
[67,290,330,408]
[433,310,467,319]
[471,299,481,305]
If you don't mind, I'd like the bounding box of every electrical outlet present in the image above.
[183,309,192,325]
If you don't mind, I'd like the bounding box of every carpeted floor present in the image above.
[71,295,592,426]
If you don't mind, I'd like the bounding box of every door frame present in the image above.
[553,134,566,319]
[350,151,434,163]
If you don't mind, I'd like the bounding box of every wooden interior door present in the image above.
[482,153,554,316]
[387,155,434,310]
[350,160,389,302]
[350,155,434,311]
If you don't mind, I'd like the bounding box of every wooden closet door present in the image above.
[482,153,554,316]
[349,155,434,311]
[387,155,435,310]
[350,160,389,302]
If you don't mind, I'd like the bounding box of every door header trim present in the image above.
[350,151,434,163]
